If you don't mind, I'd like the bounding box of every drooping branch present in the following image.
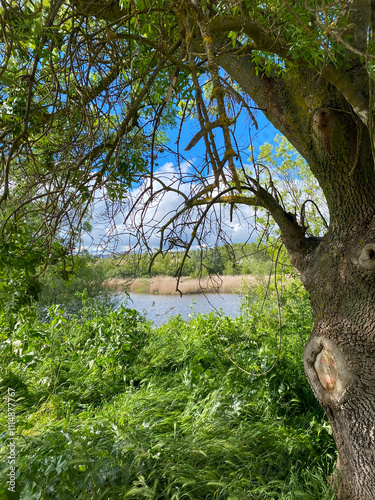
[184,119,232,152]
[320,66,369,126]
[186,184,313,270]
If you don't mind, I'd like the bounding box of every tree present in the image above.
[2,0,375,497]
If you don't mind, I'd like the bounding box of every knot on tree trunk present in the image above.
[313,108,333,131]
[357,243,375,270]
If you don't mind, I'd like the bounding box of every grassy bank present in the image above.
[105,274,258,294]
[0,279,336,499]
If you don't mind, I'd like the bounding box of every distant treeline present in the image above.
[114,242,272,279]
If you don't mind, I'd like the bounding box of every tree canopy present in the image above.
[2,0,370,267]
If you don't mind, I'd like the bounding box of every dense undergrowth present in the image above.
[0,280,336,499]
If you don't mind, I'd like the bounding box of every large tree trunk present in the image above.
[221,50,375,499]
[293,84,375,500]
[303,228,375,499]
[281,99,375,499]
[281,102,375,499]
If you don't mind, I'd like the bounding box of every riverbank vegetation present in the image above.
[0,279,336,499]
[37,243,274,311]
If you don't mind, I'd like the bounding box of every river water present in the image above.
[116,292,243,326]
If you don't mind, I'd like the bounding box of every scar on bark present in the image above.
[314,349,337,391]
[304,336,353,406]
[312,108,335,154]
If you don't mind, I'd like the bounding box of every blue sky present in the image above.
[162,109,278,167]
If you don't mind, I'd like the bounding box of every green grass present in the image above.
[0,280,336,499]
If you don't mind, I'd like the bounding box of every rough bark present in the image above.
[212,32,375,495]
[221,49,375,497]
[302,221,375,499]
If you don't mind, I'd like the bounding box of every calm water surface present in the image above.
[116,292,243,326]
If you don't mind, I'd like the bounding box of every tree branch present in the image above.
[321,65,369,125]
[70,0,125,23]
[209,15,288,56]
[210,12,369,127]
[187,185,314,270]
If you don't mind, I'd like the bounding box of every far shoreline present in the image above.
[104,274,258,295]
